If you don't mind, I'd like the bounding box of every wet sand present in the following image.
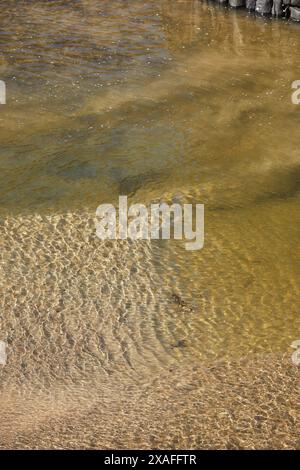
[1,354,299,449]
[0,211,299,449]
[1,0,300,449]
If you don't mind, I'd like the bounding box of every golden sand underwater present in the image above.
[0,211,299,449]
[1,0,300,449]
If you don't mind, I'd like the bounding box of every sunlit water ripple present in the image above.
[0,0,300,449]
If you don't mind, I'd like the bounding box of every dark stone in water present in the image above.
[272,0,283,15]
[172,293,193,312]
[290,6,300,19]
[255,0,273,14]
[246,0,257,10]
[229,0,246,7]
[172,293,188,308]
[172,339,187,349]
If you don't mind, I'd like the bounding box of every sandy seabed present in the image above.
[0,354,299,449]
[0,212,299,449]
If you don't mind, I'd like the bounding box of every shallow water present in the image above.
[0,0,300,448]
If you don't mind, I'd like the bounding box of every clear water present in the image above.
[0,0,300,448]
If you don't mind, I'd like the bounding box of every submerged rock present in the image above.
[290,6,300,19]
[272,0,283,15]
[256,0,273,14]
[229,0,246,7]
[246,0,257,9]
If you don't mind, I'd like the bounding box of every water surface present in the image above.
[0,0,300,448]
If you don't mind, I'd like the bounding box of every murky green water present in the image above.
[1,0,299,212]
[0,0,300,417]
